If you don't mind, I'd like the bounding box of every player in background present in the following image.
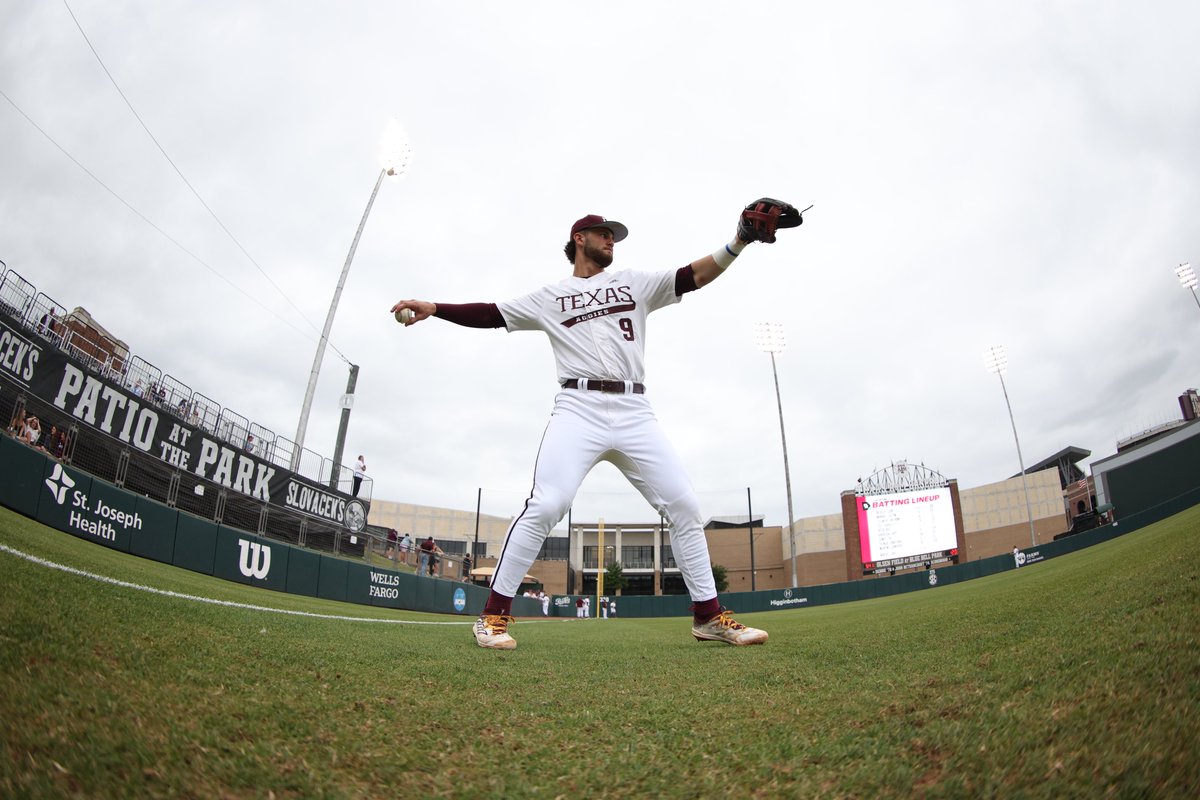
[392,199,803,649]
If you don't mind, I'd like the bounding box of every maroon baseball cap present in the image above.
[570,214,628,242]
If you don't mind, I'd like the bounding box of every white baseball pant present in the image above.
[491,389,717,602]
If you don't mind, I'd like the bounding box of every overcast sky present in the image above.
[2,1,1197,529]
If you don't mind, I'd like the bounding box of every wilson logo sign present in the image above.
[237,538,272,580]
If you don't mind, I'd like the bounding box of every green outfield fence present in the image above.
[0,435,537,617]
[8,431,1197,619]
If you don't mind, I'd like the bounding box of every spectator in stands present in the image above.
[428,544,444,577]
[352,455,367,496]
[6,407,26,437]
[49,426,67,458]
[245,433,256,453]
[399,533,412,565]
[462,552,473,581]
[20,415,41,447]
[132,380,145,398]
[42,424,58,455]
[385,528,398,560]
[37,307,58,337]
[417,536,437,576]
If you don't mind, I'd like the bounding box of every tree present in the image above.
[711,564,729,593]
[605,561,629,595]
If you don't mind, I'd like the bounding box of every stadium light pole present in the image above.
[754,321,798,588]
[1175,262,1200,314]
[290,120,413,473]
[984,345,1037,548]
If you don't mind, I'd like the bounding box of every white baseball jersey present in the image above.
[498,269,681,383]
[485,265,717,605]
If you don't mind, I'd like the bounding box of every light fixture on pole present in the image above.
[291,120,413,473]
[984,345,1037,547]
[1175,262,1200,313]
[754,321,798,588]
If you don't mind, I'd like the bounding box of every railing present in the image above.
[0,265,371,500]
[366,534,477,581]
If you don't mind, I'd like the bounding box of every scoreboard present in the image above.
[856,486,959,573]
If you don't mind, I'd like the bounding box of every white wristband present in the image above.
[712,238,747,270]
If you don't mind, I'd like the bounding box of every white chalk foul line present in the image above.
[0,543,470,625]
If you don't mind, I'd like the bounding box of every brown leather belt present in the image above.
[562,378,645,394]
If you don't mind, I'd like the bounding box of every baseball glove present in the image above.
[736,197,804,244]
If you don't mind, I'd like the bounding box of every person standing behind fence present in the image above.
[38,307,57,336]
[417,536,436,576]
[399,533,412,566]
[386,528,398,560]
[6,407,25,437]
[352,455,367,496]
[20,416,41,447]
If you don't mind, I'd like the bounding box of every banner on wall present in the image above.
[1,312,367,531]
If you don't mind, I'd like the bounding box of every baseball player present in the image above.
[391,199,803,650]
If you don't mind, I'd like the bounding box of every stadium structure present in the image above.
[3,264,1198,615]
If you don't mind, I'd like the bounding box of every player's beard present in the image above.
[583,242,613,269]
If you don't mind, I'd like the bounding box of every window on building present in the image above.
[537,536,569,560]
[620,545,654,569]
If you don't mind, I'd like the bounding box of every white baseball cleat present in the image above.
[473,614,517,650]
[691,608,768,646]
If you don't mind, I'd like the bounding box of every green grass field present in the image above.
[1,505,1197,798]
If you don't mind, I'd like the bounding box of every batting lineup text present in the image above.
[866,494,943,508]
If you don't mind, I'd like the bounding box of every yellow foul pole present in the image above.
[596,517,604,618]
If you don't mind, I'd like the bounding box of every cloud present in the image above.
[2,0,1196,528]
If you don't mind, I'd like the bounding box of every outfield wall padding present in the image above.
[130,496,178,564]
[3,441,1187,620]
[174,514,218,576]
[316,557,349,603]
[0,435,48,518]
[285,546,322,598]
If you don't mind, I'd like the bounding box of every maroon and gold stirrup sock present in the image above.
[691,598,721,624]
[483,590,514,617]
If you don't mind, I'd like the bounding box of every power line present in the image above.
[58,0,352,365]
[0,86,334,352]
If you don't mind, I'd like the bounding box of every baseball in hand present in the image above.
[394,308,415,324]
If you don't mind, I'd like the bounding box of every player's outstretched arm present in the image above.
[390,300,436,326]
[691,198,807,288]
[690,245,747,288]
[390,300,506,329]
